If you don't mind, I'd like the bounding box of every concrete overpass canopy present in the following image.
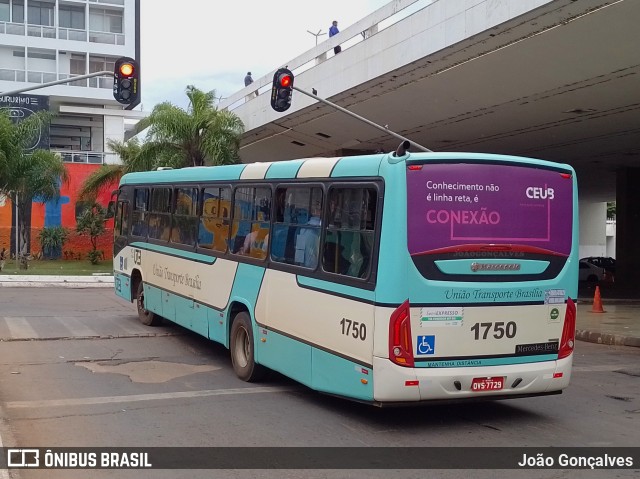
[221,0,640,292]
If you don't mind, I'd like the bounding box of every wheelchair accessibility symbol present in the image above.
[417,335,435,355]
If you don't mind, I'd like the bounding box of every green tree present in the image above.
[38,226,70,259]
[77,138,181,201]
[0,110,69,257]
[137,85,244,167]
[76,203,106,264]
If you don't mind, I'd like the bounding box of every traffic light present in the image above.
[113,57,139,105]
[270,68,294,112]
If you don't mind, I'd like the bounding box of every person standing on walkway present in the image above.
[0,247,6,271]
[329,21,341,54]
[244,72,257,99]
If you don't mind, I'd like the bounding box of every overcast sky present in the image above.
[139,0,390,111]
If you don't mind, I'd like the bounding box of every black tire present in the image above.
[230,312,266,382]
[136,281,161,326]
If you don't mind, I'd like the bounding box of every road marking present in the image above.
[6,386,297,409]
[55,316,98,338]
[4,316,38,340]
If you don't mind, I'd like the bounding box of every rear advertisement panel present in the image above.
[407,162,573,256]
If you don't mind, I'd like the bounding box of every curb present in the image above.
[575,329,640,348]
[0,275,114,288]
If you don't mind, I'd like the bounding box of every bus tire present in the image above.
[230,312,266,382]
[136,281,161,326]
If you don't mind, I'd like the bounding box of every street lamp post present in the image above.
[306,29,326,46]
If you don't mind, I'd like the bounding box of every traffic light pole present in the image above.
[0,71,112,96]
[292,85,432,153]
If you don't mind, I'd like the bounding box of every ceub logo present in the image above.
[526,186,555,200]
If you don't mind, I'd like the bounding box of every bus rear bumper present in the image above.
[372,355,573,403]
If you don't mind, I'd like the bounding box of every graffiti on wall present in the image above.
[0,163,115,258]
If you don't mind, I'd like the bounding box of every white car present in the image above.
[578,260,604,283]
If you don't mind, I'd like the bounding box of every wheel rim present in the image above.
[233,326,250,368]
[137,288,149,317]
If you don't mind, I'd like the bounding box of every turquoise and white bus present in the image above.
[112,151,578,405]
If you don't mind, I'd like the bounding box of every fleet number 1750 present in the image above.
[470,321,517,340]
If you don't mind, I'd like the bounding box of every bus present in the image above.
[112,151,578,405]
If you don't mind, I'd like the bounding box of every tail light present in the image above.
[389,300,414,367]
[558,298,576,359]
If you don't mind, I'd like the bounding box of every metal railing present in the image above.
[54,150,108,164]
[1,21,124,45]
[26,24,56,38]
[1,68,112,89]
[0,21,26,35]
[58,27,87,41]
[89,31,125,45]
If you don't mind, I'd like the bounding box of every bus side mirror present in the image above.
[106,201,115,219]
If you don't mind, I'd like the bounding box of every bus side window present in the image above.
[131,188,148,237]
[271,186,322,268]
[231,187,271,260]
[171,188,198,247]
[148,187,172,242]
[322,187,376,279]
[199,187,230,253]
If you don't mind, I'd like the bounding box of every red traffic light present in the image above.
[279,74,292,88]
[271,68,294,113]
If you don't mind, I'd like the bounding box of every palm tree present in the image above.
[137,85,244,167]
[77,138,177,200]
[78,86,245,201]
[0,110,69,257]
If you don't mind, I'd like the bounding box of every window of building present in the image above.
[12,0,24,23]
[199,186,231,253]
[0,0,10,22]
[322,187,377,279]
[59,4,85,30]
[89,55,116,74]
[89,7,122,34]
[171,188,198,246]
[131,188,148,237]
[147,188,172,242]
[271,186,323,269]
[230,187,271,260]
[28,0,54,26]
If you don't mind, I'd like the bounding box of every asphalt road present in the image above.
[0,288,638,479]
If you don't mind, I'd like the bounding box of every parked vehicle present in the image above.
[580,256,615,274]
[578,260,604,283]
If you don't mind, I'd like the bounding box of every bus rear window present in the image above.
[407,162,573,259]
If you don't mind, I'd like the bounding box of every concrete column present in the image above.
[615,167,640,295]
[578,202,607,258]
[103,115,125,165]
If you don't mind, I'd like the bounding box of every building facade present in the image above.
[0,0,141,259]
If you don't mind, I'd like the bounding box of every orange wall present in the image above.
[0,163,116,258]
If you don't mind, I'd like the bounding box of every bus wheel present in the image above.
[230,312,265,382]
[136,282,161,326]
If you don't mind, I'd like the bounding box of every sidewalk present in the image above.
[0,275,638,348]
[0,275,114,288]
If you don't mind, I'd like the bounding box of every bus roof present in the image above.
[118,152,573,186]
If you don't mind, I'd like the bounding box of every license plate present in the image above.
[471,377,504,391]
